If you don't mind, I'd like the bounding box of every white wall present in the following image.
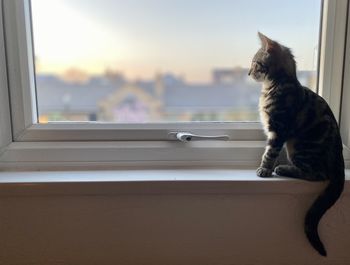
[0,171,349,265]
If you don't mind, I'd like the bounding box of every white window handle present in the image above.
[173,132,230,142]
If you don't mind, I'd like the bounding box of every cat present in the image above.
[248,32,345,257]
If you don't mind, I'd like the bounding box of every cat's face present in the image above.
[249,32,296,82]
[248,47,270,82]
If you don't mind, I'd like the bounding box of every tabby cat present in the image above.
[249,32,345,257]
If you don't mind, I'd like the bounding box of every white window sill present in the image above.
[0,169,349,197]
[1,141,349,171]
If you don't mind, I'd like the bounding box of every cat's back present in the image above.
[295,86,341,145]
[301,87,338,126]
[259,82,339,141]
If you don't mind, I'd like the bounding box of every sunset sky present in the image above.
[31,0,322,82]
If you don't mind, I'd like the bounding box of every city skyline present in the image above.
[35,66,317,123]
[31,0,321,82]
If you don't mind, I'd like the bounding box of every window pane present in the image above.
[31,0,321,123]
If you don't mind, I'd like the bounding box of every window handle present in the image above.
[170,132,230,142]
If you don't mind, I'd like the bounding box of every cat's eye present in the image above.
[255,62,264,68]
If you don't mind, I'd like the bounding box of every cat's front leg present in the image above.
[257,133,285,178]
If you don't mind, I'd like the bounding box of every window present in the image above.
[0,0,349,170]
[30,0,321,124]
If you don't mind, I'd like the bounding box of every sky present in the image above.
[31,0,322,82]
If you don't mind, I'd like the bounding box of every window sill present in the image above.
[1,141,350,171]
[0,169,349,197]
[0,141,266,170]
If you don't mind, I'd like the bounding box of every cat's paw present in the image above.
[256,167,273,178]
[274,165,289,176]
[274,165,298,177]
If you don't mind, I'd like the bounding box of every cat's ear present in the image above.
[258,32,280,53]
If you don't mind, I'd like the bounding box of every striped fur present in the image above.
[249,32,345,256]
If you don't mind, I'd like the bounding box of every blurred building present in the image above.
[36,68,316,123]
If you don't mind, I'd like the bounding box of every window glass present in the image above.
[31,0,322,123]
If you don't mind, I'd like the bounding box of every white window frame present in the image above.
[340,0,350,151]
[0,0,349,170]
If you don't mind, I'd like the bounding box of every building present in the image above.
[36,68,316,123]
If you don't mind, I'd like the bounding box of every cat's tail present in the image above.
[304,166,344,257]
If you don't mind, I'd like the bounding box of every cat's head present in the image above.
[248,32,296,82]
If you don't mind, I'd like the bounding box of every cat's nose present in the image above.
[248,69,252,76]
